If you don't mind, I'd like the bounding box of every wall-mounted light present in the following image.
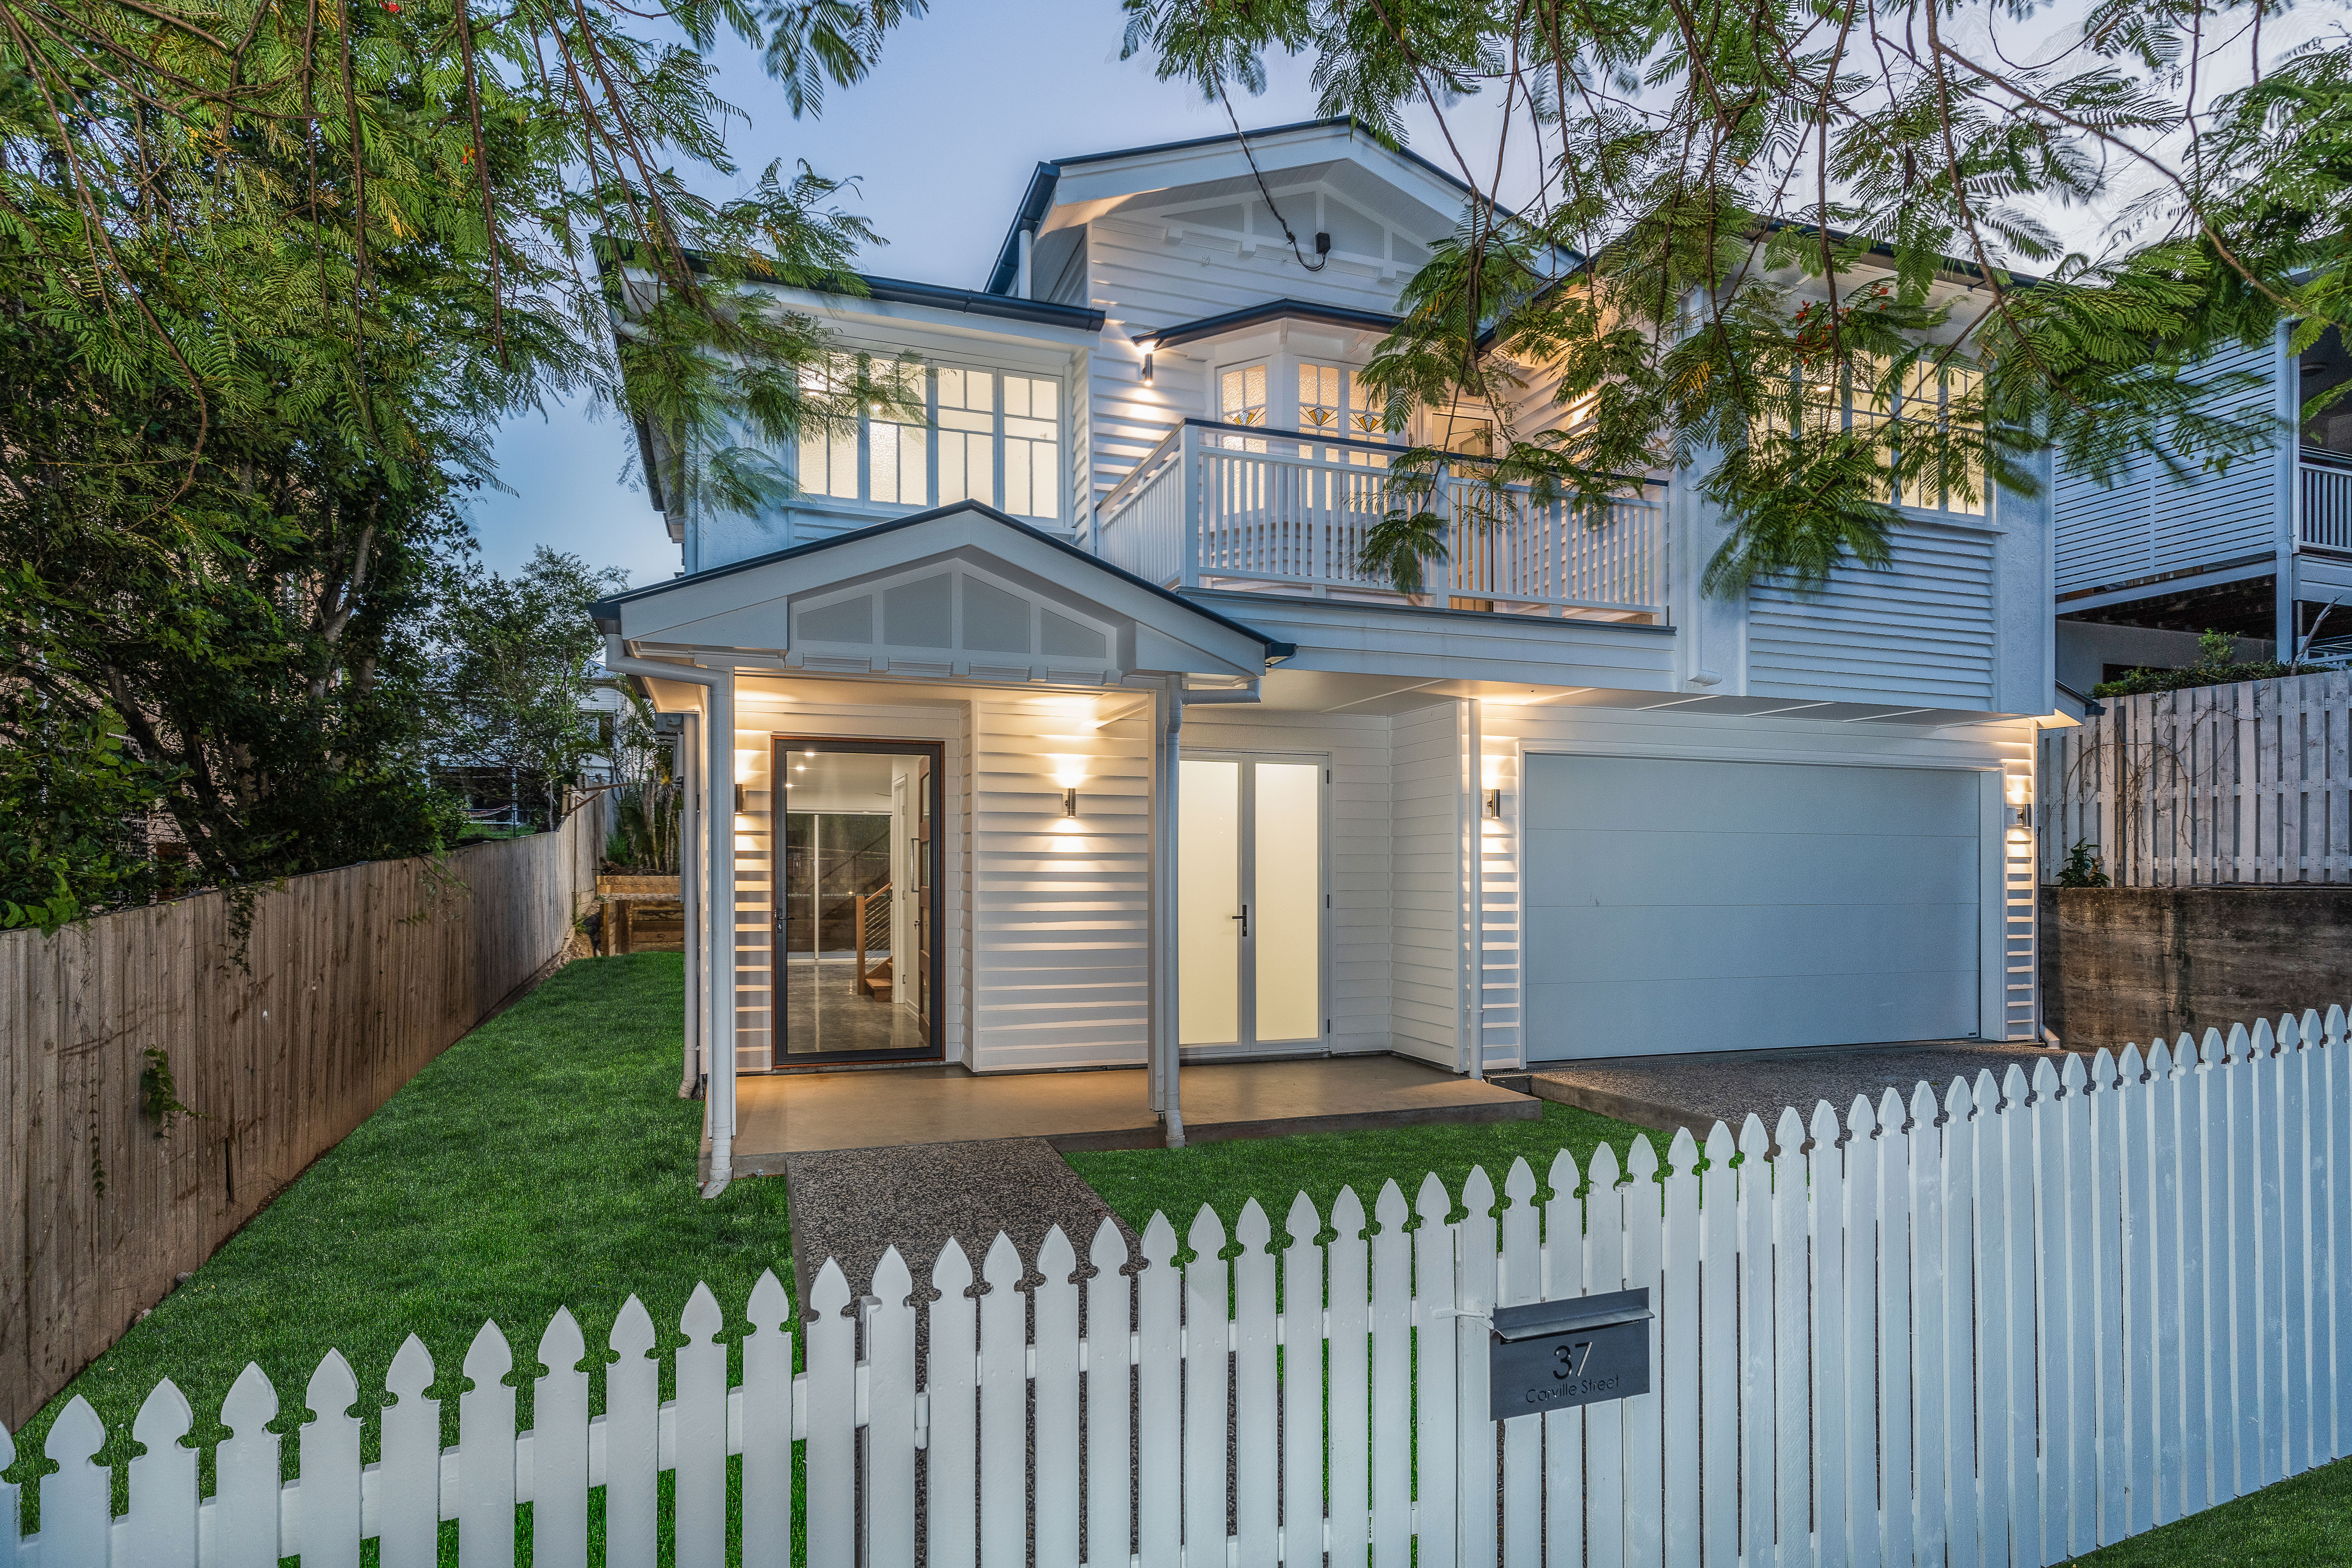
[1483,787,1502,820]
[1134,333,1158,384]
[735,784,747,814]
[1063,787,1081,819]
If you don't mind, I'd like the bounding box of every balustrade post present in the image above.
[1180,426,1202,590]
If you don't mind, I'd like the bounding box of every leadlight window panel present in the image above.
[938,367,995,507]
[1300,362,1343,430]
[797,357,860,500]
[1221,364,1268,426]
[868,362,928,507]
[1003,375,1061,520]
[1346,370,1387,436]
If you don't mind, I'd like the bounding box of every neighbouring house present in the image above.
[2052,317,2352,698]
[591,117,2057,1174]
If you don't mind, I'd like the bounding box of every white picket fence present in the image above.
[8,1008,2352,1568]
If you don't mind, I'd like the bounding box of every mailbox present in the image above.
[1488,1287,1652,1421]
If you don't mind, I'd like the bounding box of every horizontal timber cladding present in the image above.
[2053,338,2282,595]
[1177,707,1395,1056]
[23,1005,2352,1568]
[1478,702,2042,1065]
[0,808,599,1429]
[968,694,1153,1071]
[1748,520,2000,706]
[1391,702,1465,1067]
[2039,671,2352,887]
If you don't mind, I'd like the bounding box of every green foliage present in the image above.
[2057,841,2112,889]
[1357,508,1452,595]
[1119,0,2340,596]
[2091,626,2291,696]
[424,546,627,826]
[0,0,933,927]
[602,688,683,874]
[139,1048,202,1139]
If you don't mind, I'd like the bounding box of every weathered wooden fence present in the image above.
[10,1003,2349,1568]
[2040,671,2352,885]
[0,809,600,1429]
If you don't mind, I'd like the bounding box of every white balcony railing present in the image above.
[2303,450,2352,553]
[1094,420,1666,621]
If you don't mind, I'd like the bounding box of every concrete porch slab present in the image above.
[713,1054,1538,1173]
[1522,1039,2094,1144]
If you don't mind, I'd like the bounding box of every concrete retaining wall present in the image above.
[2040,885,2352,1051]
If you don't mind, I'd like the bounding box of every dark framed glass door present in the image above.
[771,736,944,1066]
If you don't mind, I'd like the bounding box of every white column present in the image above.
[1461,697,1485,1079]
[705,671,739,1189]
[1017,226,1034,298]
[1150,676,1186,1146]
[678,712,702,1097]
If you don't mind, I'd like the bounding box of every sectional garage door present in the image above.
[1522,755,1982,1059]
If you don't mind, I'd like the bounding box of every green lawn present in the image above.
[2066,1456,2352,1566]
[1065,1099,1662,1249]
[5,954,791,1519]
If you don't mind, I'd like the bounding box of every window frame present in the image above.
[787,356,1070,525]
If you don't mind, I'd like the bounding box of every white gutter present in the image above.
[604,643,738,1197]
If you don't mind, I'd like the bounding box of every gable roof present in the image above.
[589,499,1295,659]
[984,115,1478,297]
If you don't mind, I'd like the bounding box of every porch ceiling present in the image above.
[1253,668,2019,725]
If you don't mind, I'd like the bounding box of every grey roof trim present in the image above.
[588,499,1296,657]
[1136,298,1401,349]
[985,115,1476,297]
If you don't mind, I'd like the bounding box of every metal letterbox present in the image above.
[1488,1287,1652,1421]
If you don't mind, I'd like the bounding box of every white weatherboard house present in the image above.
[592,118,2058,1176]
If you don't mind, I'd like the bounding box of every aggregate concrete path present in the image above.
[781,1135,1136,1308]
[1519,1039,2100,1145]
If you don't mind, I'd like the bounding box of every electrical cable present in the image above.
[1216,80,1328,272]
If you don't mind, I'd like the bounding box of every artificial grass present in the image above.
[1065,1099,1661,1245]
[5,954,791,1510]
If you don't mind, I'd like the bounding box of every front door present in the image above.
[772,737,944,1066]
[1178,754,1325,1057]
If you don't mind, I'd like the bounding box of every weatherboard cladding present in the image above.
[1749,521,2000,707]
[2053,338,2281,596]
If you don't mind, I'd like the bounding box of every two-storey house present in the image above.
[590,118,2056,1176]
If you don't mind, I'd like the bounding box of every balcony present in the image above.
[1093,420,1666,622]
[2303,448,2352,553]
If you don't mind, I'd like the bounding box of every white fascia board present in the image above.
[612,509,1271,676]
[1188,590,1679,690]
[751,284,1101,355]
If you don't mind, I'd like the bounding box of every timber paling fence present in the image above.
[7,1008,2352,1568]
[0,808,600,1430]
[2040,672,2352,885]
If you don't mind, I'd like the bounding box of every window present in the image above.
[1751,353,1989,517]
[1893,362,1987,516]
[867,362,928,507]
[938,368,995,507]
[1003,375,1061,520]
[1347,371,1386,436]
[797,356,861,500]
[789,360,1064,522]
[1221,363,1268,427]
[1300,363,1343,431]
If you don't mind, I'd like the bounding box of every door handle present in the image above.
[1230,907,1249,937]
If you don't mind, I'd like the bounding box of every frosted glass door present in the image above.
[1178,755,1323,1054]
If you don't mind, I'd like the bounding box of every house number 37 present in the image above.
[1553,1341,1594,1378]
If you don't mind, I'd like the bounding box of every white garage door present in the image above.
[1523,755,1982,1059]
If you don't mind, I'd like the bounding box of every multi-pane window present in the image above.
[1300,363,1344,431]
[938,368,995,506]
[1221,364,1268,427]
[1753,354,1988,517]
[1002,376,1060,520]
[789,360,1062,522]
[867,362,928,506]
[797,357,861,500]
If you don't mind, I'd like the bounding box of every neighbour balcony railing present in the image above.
[2303,448,2352,553]
[1094,420,1667,621]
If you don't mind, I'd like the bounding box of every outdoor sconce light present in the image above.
[1134,333,1157,384]
[1063,787,1081,818]
[1483,787,1502,820]
[735,784,747,813]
